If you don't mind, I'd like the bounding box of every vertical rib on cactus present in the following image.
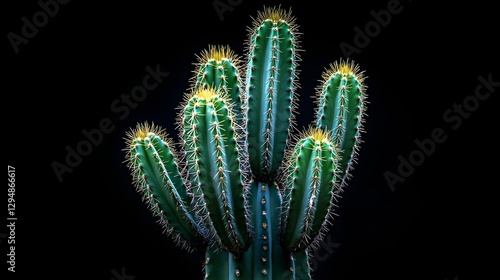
[314,59,368,190]
[249,181,294,279]
[281,127,340,252]
[245,6,301,181]
[180,87,251,255]
[124,122,205,251]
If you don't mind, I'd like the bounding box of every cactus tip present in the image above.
[196,87,218,100]
[324,58,366,84]
[185,86,234,108]
[257,5,294,23]
[304,126,332,143]
[125,121,166,145]
[199,45,238,63]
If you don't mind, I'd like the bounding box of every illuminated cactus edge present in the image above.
[123,6,368,280]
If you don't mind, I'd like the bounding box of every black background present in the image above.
[4,0,498,279]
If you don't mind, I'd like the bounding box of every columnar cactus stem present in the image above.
[204,181,295,280]
[291,250,311,280]
[180,87,251,255]
[314,59,368,189]
[245,7,301,181]
[281,127,340,252]
[124,123,205,251]
[249,181,293,279]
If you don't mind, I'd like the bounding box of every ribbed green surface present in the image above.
[204,181,296,280]
[204,247,233,280]
[183,93,250,255]
[315,62,367,188]
[292,250,311,280]
[127,132,203,250]
[281,133,339,251]
[246,17,298,181]
[250,181,293,279]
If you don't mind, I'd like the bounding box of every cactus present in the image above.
[124,122,206,251]
[180,87,252,256]
[314,60,368,190]
[191,45,246,129]
[280,127,340,253]
[245,7,299,182]
[122,6,367,280]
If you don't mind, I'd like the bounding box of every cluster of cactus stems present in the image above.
[123,6,367,280]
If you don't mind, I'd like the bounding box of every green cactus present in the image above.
[123,6,367,280]
[180,87,251,256]
[245,7,299,182]
[191,45,246,128]
[280,127,340,253]
[124,123,206,251]
[314,60,368,190]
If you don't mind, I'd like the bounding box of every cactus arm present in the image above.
[315,59,367,188]
[281,128,339,252]
[192,45,246,122]
[181,88,251,255]
[245,7,300,180]
[124,123,205,251]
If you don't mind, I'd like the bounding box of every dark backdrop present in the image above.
[4,0,498,279]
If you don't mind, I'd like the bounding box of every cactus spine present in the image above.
[122,6,367,280]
